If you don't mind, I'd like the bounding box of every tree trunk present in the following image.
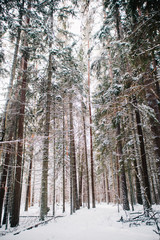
[2,138,17,229]
[144,67,160,193]
[88,40,95,208]
[31,159,35,207]
[116,122,130,211]
[116,151,120,211]
[82,101,90,209]
[69,93,79,214]
[133,158,143,205]
[105,168,110,204]
[69,94,73,214]
[10,11,30,225]
[130,105,143,205]
[110,151,116,204]
[102,170,107,202]
[127,156,135,211]
[0,134,13,225]
[53,102,56,216]
[133,96,151,210]
[79,152,83,207]
[25,144,33,211]
[152,51,160,100]
[62,98,65,213]
[40,3,53,220]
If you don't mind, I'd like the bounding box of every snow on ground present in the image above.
[0,204,159,240]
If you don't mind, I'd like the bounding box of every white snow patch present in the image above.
[0,204,158,240]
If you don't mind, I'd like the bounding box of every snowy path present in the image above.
[1,204,158,240]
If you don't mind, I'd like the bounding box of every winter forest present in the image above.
[0,0,160,239]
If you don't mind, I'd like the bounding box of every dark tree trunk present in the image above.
[10,0,31,227]
[40,3,53,220]
[114,2,123,40]
[130,105,143,205]
[62,99,65,213]
[25,145,33,211]
[116,153,120,210]
[144,68,160,194]
[40,63,52,219]
[79,153,83,207]
[116,122,130,211]
[0,135,12,225]
[82,101,90,209]
[133,159,143,205]
[53,102,56,216]
[152,51,160,100]
[88,40,95,208]
[2,139,16,228]
[4,115,18,227]
[69,94,79,213]
[10,44,29,228]
[105,169,111,204]
[127,158,135,211]
[31,160,35,207]
[133,96,151,209]
[10,62,27,226]
[72,123,79,211]
[103,170,107,202]
[69,95,73,215]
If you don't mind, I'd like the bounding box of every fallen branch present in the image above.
[118,209,160,235]
[13,215,64,235]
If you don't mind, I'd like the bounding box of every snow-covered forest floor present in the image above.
[0,203,159,240]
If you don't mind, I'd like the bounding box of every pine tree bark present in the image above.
[116,153,120,210]
[116,122,130,211]
[3,114,18,227]
[40,2,53,220]
[10,55,28,227]
[152,51,160,100]
[88,40,95,208]
[69,94,73,214]
[69,93,79,214]
[25,144,33,211]
[79,153,83,207]
[133,159,143,205]
[2,138,16,228]
[130,104,143,205]
[40,59,52,219]
[0,134,12,225]
[31,160,35,207]
[53,102,56,216]
[102,170,107,202]
[10,0,31,227]
[144,67,160,193]
[62,98,65,213]
[105,168,111,204]
[82,101,90,209]
[127,156,135,211]
[110,151,116,203]
[10,21,30,227]
[133,96,151,209]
